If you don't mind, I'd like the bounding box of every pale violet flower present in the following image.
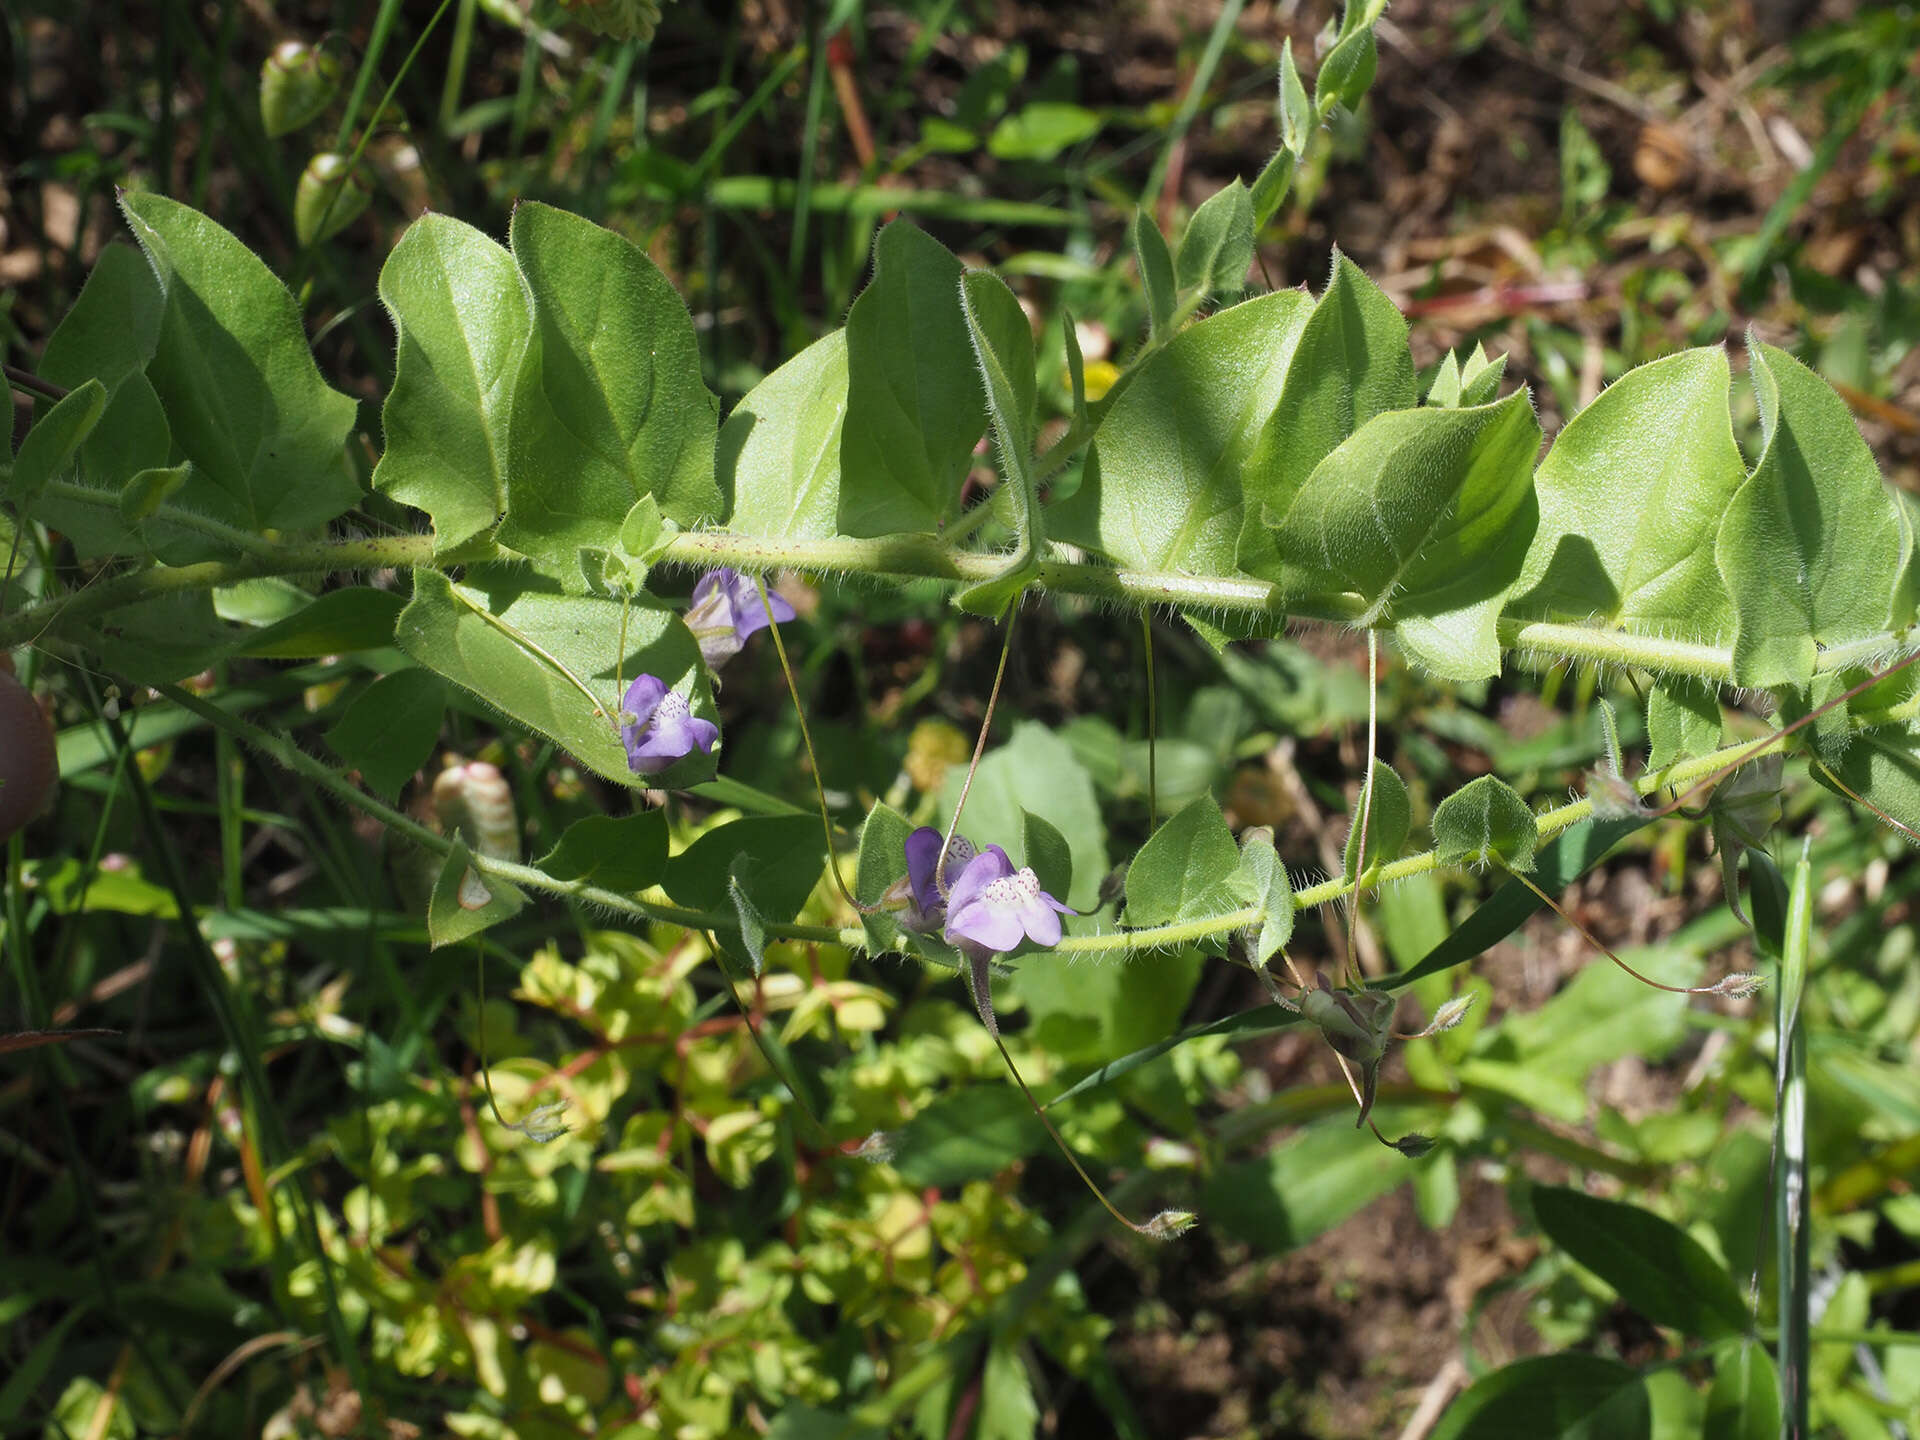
[618,674,718,775]
[686,568,795,669]
[943,844,1074,957]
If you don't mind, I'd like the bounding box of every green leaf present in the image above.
[1532,1186,1752,1338]
[1249,146,1296,228]
[986,100,1102,161]
[1131,210,1176,342]
[118,463,189,524]
[1812,724,1920,838]
[118,190,360,533]
[1175,179,1254,298]
[1705,1343,1780,1440]
[854,801,913,951]
[1314,25,1378,116]
[396,567,711,789]
[720,328,848,541]
[1715,340,1907,688]
[1646,678,1725,770]
[837,221,983,537]
[324,669,446,799]
[941,721,1106,911]
[1389,816,1649,988]
[39,244,162,396]
[374,214,531,555]
[1426,351,1464,408]
[1044,1000,1300,1110]
[1430,344,1507,409]
[1458,345,1506,406]
[1343,760,1410,876]
[1502,945,1702,1081]
[892,1086,1047,1188]
[663,814,825,922]
[82,591,233,685]
[978,1339,1039,1440]
[728,857,772,977]
[1239,253,1416,580]
[1514,348,1746,638]
[6,378,106,502]
[1061,308,1087,426]
[1051,290,1311,577]
[34,246,171,556]
[1203,1116,1409,1251]
[1430,1355,1649,1440]
[1227,830,1293,965]
[1269,391,1542,680]
[497,202,718,579]
[1022,810,1072,901]
[1278,37,1311,156]
[234,586,406,658]
[955,269,1041,615]
[536,811,669,892]
[1123,793,1240,927]
[1431,775,1539,871]
[428,838,527,948]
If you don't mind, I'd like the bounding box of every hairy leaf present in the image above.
[497,203,718,579]
[324,669,446,799]
[955,269,1040,615]
[1132,210,1176,341]
[119,191,360,533]
[36,243,171,554]
[375,214,531,554]
[1646,678,1725,770]
[1175,179,1254,298]
[397,568,710,789]
[1270,391,1542,679]
[1239,253,1415,579]
[1431,775,1538,870]
[428,838,526,949]
[665,814,825,921]
[537,811,669,893]
[837,221,983,536]
[1228,830,1294,965]
[1715,340,1906,688]
[721,328,849,540]
[1123,793,1241,927]
[1052,290,1311,576]
[1343,760,1410,877]
[1514,347,1746,639]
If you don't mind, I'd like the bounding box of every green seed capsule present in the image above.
[259,39,342,139]
[293,152,373,246]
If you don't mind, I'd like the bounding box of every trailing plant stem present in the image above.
[8,523,1910,695]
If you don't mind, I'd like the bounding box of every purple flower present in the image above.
[617,674,718,776]
[943,844,1075,957]
[686,568,796,668]
[897,826,977,931]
